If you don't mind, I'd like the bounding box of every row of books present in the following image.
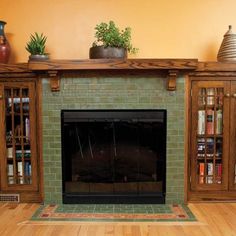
[7,148,31,159]
[7,162,32,178]
[197,138,222,158]
[198,109,223,135]
[198,88,223,106]
[199,162,222,184]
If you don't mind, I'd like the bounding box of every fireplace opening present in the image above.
[61,110,167,204]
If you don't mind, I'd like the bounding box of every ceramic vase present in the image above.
[0,20,11,64]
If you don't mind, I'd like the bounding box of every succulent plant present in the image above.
[25,32,47,55]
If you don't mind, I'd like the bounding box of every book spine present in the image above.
[24,162,29,176]
[206,138,214,158]
[207,163,213,184]
[17,162,23,176]
[7,147,13,158]
[197,138,205,158]
[216,110,223,134]
[207,88,215,105]
[198,110,205,135]
[215,163,222,184]
[8,164,14,176]
[207,110,214,135]
[199,163,205,184]
[25,118,30,141]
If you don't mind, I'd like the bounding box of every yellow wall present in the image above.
[1,0,236,63]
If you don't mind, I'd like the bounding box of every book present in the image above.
[24,162,32,176]
[25,118,30,141]
[207,109,214,134]
[197,138,205,158]
[198,110,205,135]
[24,162,29,176]
[207,88,215,105]
[215,163,222,184]
[7,164,14,176]
[199,163,205,184]
[17,161,23,176]
[7,147,13,158]
[216,110,223,134]
[207,163,213,184]
[206,138,214,158]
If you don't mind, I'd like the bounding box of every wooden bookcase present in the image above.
[0,64,42,202]
[188,62,236,201]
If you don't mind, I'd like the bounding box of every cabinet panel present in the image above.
[0,82,38,192]
[229,81,236,190]
[190,80,230,191]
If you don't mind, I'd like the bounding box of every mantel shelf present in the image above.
[28,58,198,91]
[28,58,198,71]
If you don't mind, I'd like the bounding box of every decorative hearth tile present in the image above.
[31,204,196,222]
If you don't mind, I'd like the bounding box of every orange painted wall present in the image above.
[1,0,236,63]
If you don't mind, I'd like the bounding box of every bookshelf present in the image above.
[189,72,236,201]
[0,79,41,202]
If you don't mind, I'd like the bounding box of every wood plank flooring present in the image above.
[0,203,236,235]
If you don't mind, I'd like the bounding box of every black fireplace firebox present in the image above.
[61,110,167,204]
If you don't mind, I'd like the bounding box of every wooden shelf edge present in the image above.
[28,58,198,71]
[0,63,30,73]
[197,61,236,71]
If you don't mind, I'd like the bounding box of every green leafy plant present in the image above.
[25,32,47,55]
[92,21,138,54]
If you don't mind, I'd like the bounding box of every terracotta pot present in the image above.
[89,46,127,59]
[0,20,11,64]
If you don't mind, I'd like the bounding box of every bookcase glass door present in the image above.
[5,87,32,185]
[191,81,230,191]
[229,81,236,190]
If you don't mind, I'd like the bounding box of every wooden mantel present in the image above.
[28,59,198,91]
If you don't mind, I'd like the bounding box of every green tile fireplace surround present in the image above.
[42,73,186,204]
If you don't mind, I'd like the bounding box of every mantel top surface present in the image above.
[27,58,198,71]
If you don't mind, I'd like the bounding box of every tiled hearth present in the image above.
[42,72,186,204]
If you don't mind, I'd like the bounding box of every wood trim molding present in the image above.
[27,59,198,91]
[28,59,198,71]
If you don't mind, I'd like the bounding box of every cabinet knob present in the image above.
[0,95,3,99]
[224,93,230,97]
[232,93,236,98]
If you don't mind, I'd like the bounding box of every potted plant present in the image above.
[26,32,49,60]
[89,20,138,59]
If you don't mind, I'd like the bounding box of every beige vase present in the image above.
[217,25,236,62]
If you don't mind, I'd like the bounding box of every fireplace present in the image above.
[61,110,167,203]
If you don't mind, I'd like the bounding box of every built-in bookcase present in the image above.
[0,81,38,194]
[189,77,236,200]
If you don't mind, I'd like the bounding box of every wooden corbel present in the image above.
[48,70,60,92]
[167,70,178,91]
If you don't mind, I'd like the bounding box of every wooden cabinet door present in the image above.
[0,82,38,191]
[229,81,236,190]
[190,80,230,191]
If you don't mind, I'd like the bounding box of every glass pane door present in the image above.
[4,87,32,185]
[191,81,229,191]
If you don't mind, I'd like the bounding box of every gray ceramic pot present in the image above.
[89,46,127,59]
[29,54,49,61]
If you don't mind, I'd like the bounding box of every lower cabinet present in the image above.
[0,79,42,202]
[188,75,236,201]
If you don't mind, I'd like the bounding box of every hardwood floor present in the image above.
[0,203,236,235]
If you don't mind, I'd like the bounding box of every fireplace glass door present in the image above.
[61,110,166,203]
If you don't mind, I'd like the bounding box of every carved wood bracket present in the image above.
[48,70,60,92]
[167,70,178,91]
